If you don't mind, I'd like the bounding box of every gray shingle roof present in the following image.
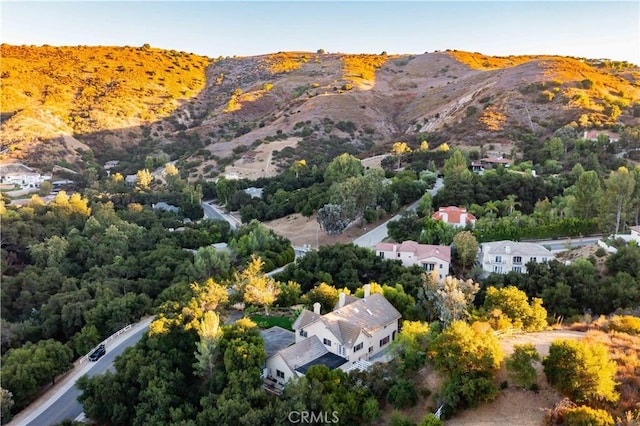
[260,326,295,359]
[292,309,321,330]
[481,240,553,257]
[278,335,329,372]
[322,293,401,347]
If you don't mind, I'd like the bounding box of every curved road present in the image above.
[354,177,444,248]
[13,318,153,426]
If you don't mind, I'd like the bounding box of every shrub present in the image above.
[563,406,614,426]
[419,413,443,426]
[387,378,418,409]
[390,413,416,426]
[595,247,607,257]
[543,339,619,404]
[608,315,640,335]
[506,344,540,389]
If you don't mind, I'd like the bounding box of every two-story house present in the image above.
[432,206,477,228]
[264,286,401,388]
[478,240,554,275]
[376,241,451,280]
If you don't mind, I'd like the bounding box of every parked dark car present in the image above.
[88,344,106,361]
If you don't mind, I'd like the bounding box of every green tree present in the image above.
[569,170,602,220]
[442,149,468,178]
[543,137,565,161]
[387,378,418,409]
[543,339,619,403]
[1,339,74,409]
[317,203,350,235]
[0,387,14,424]
[599,166,636,233]
[38,180,53,196]
[323,153,363,184]
[194,310,223,378]
[453,231,479,274]
[505,343,540,389]
[390,321,431,369]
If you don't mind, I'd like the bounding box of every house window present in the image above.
[378,252,384,258]
[493,265,503,273]
[368,346,373,353]
[530,257,537,263]
[339,345,345,357]
[512,266,522,273]
[513,256,522,264]
[299,329,307,338]
[440,264,444,269]
[424,263,435,271]
[379,336,390,347]
[542,257,547,263]
[353,342,363,352]
[323,338,332,347]
[276,370,285,379]
[397,253,401,258]
[495,255,502,263]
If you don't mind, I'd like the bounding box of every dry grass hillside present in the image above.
[1,45,638,174]
[1,44,209,164]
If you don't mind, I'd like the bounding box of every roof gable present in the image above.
[481,240,554,257]
[375,241,451,263]
[322,293,401,346]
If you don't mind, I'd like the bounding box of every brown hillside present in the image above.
[1,45,638,174]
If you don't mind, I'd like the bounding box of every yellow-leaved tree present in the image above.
[238,255,281,315]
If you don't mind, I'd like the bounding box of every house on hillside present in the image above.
[432,206,477,228]
[264,286,401,390]
[479,157,511,169]
[0,162,51,188]
[152,202,180,213]
[583,129,620,143]
[478,240,554,275]
[376,241,451,280]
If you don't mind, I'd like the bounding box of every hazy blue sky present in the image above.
[2,1,638,64]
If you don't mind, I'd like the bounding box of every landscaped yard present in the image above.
[250,314,293,331]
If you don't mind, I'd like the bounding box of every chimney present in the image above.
[313,302,321,315]
[338,292,346,308]
[505,245,511,254]
[364,284,371,298]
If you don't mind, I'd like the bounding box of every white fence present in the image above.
[76,323,133,365]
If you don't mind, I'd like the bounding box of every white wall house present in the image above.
[432,206,477,228]
[376,241,451,280]
[264,286,401,388]
[478,240,554,275]
[0,163,51,188]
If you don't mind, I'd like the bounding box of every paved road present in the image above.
[201,200,240,229]
[353,177,444,249]
[13,318,153,426]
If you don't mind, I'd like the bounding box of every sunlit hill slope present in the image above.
[1,44,638,173]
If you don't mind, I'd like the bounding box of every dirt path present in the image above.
[444,329,586,426]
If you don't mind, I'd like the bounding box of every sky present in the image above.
[2,1,639,64]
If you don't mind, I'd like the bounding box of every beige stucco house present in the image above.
[376,241,451,280]
[264,286,401,389]
[478,240,554,275]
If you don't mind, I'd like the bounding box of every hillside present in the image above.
[1,45,639,175]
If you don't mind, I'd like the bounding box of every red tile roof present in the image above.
[432,206,476,225]
[375,241,451,263]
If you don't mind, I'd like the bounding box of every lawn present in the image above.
[250,314,293,331]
